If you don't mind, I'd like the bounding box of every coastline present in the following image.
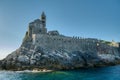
[0,69,54,73]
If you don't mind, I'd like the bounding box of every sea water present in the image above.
[0,65,120,80]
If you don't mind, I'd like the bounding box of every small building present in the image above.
[48,30,59,36]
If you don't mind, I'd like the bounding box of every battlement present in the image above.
[30,34,99,51]
[30,33,114,54]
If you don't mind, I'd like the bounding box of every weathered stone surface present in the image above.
[18,55,29,63]
[0,13,120,71]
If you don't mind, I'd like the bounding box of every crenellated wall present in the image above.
[30,34,119,54]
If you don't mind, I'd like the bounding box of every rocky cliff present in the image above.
[0,13,120,71]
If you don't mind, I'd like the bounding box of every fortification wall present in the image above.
[31,34,118,54]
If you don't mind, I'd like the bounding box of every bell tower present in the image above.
[41,12,46,27]
[40,12,47,34]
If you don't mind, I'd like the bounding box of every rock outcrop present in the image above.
[0,12,120,70]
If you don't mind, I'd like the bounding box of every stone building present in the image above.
[28,12,47,37]
[23,12,119,54]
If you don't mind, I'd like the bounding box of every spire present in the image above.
[41,11,45,16]
[41,11,46,27]
[41,11,46,19]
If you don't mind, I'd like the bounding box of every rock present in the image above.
[18,55,29,64]
[30,59,36,65]
[0,12,120,70]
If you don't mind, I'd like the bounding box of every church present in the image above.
[28,12,47,37]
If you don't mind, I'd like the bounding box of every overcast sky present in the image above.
[0,0,120,59]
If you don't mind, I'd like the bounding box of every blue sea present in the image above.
[0,65,120,80]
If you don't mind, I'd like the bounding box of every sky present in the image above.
[0,0,120,60]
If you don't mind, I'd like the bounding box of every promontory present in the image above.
[0,12,120,71]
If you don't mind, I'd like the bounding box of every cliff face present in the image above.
[0,14,120,70]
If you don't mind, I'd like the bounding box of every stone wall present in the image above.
[32,34,118,54]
